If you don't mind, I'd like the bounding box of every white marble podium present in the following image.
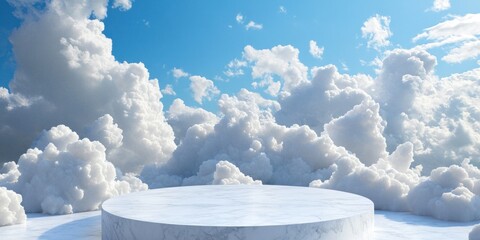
[102,185,374,240]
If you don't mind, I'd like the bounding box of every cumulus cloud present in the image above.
[309,40,324,59]
[112,0,132,11]
[354,47,480,217]
[172,67,189,79]
[414,14,480,63]
[167,98,218,144]
[279,6,287,14]
[189,75,220,104]
[373,49,480,172]
[84,114,123,158]
[431,0,450,12]
[311,142,421,211]
[361,14,392,50]
[325,98,388,166]
[0,187,26,226]
[270,45,480,220]
[1,124,147,215]
[275,65,370,134]
[244,45,308,95]
[408,160,480,221]
[372,48,436,142]
[141,89,343,188]
[1,0,176,173]
[182,160,262,186]
[245,21,263,30]
[213,161,262,185]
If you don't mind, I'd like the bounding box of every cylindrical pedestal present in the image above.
[102,185,374,240]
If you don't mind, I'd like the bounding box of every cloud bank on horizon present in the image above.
[1,0,480,227]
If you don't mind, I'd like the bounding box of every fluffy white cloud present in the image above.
[189,75,220,104]
[84,114,124,166]
[112,0,132,11]
[172,67,189,79]
[361,14,392,50]
[309,40,324,59]
[244,45,308,95]
[374,49,480,172]
[325,98,388,166]
[2,0,176,173]
[182,160,262,186]
[213,161,262,185]
[311,142,422,211]
[279,6,287,14]
[372,49,436,150]
[407,160,480,221]
[431,0,450,12]
[414,14,480,63]
[141,89,343,188]
[0,187,26,226]
[245,21,263,30]
[1,125,147,214]
[167,98,218,144]
[84,114,123,151]
[275,65,369,134]
[274,47,480,220]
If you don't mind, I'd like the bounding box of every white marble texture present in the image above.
[375,211,480,240]
[101,185,374,240]
[0,211,101,240]
[0,209,478,239]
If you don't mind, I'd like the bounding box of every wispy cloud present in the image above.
[235,13,263,31]
[172,67,189,79]
[309,40,324,59]
[340,61,349,72]
[413,13,480,63]
[161,84,176,96]
[245,21,263,30]
[224,58,247,77]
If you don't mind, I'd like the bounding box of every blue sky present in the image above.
[1,0,480,111]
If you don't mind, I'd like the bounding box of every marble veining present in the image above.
[102,185,374,240]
